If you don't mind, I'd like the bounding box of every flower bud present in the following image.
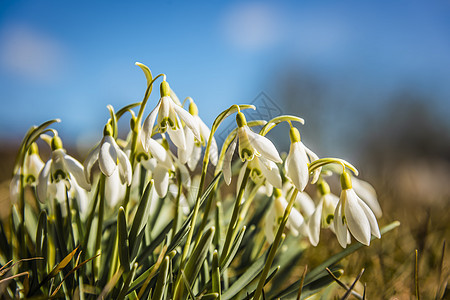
[103,123,113,136]
[189,101,199,116]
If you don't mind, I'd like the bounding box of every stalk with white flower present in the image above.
[334,170,381,248]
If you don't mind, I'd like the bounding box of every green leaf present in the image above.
[212,250,221,298]
[220,226,246,271]
[129,181,153,260]
[201,293,219,300]
[117,263,138,300]
[152,256,170,300]
[117,207,131,272]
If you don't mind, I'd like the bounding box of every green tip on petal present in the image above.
[161,138,170,151]
[236,112,247,128]
[160,81,171,97]
[51,135,63,151]
[340,171,352,190]
[289,127,301,143]
[103,123,113,136]
[318,180,330,195]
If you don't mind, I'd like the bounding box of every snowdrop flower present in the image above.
[141,80,201,152]
[10,143,44,204]
[308,180,339,246]
[285,127,320,192]
[265,188,307,243]
[178,100,218,170]
[84,124,132,186]
[351,176,382,218]
[223,112,282,185]
[334,171,381,248]
[37,135,91,204]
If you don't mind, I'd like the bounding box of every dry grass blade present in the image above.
[415,249,420,300]
[296,265,307,300]
[137,245,168,299]
[0,257,43,277]
[50,252,100,297]
[97,268,124,300]
[326,267,363,300]
[340,268,365,300]
[435,241,447,300]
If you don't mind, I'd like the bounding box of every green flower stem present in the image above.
[308,158,359,176]
[220,167,251,265]
[94,175,106,280]
[253,188,299,300]
[179,105,251,265]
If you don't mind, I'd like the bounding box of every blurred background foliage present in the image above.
[0,0,449,298]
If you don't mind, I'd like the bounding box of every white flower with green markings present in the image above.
[84,124,132,186]
[223,111,282,185]
[37,135,91,203]
[334,171,381,248]
[141,80,201,152]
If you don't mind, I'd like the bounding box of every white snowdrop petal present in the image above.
[286,142,309,192]
[99,136,118,177]
[146,138,168,163]
[358,197,381,238]
[154,165,169,198]
[223,137,237,185]
[117,148,133,185]
[259,158,282,189]
[142,101,161,151]
[352,177,382,218]
[84,145,100,184]
[308,200,323,246]
[172,103,202,141]
[246,128,282,163]
[37,160,52,203]
[63,154,91,191]
[296,191,315,218]
[187,145,202,171]
[178,127,195,164]
[344,189,372,246]
[167,126,186,150]
[264,207,276,244]
[334,199,349,248]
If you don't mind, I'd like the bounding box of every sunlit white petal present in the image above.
[246,128,282,163]
[99,136,118,177]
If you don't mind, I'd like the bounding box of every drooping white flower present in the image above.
[333,171,381,248]
[141,81,201,152]
[285,127,320,192]
[236,157,282,194]
[308,180,339,246]
[264,188,307,243]
[351,176,382,218]
[10,142,44,204]
[37,136,91,204]
[178,100,218,170]
[84,125,132,186]
[223,112,282,185]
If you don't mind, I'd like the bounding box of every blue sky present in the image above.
[1,0,449,155]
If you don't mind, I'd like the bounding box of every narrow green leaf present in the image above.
[241,266,280,300]
[212,250,221,298]
[201,293,219,300]
[117,262,138,300]
[220,226,246,271]
[153,256,170,300]
[117,207,131,272]
[129,181,153,260]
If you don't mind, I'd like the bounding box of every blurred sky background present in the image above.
[1,0,450,164]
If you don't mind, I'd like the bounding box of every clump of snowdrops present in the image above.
[0,63,398,299]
